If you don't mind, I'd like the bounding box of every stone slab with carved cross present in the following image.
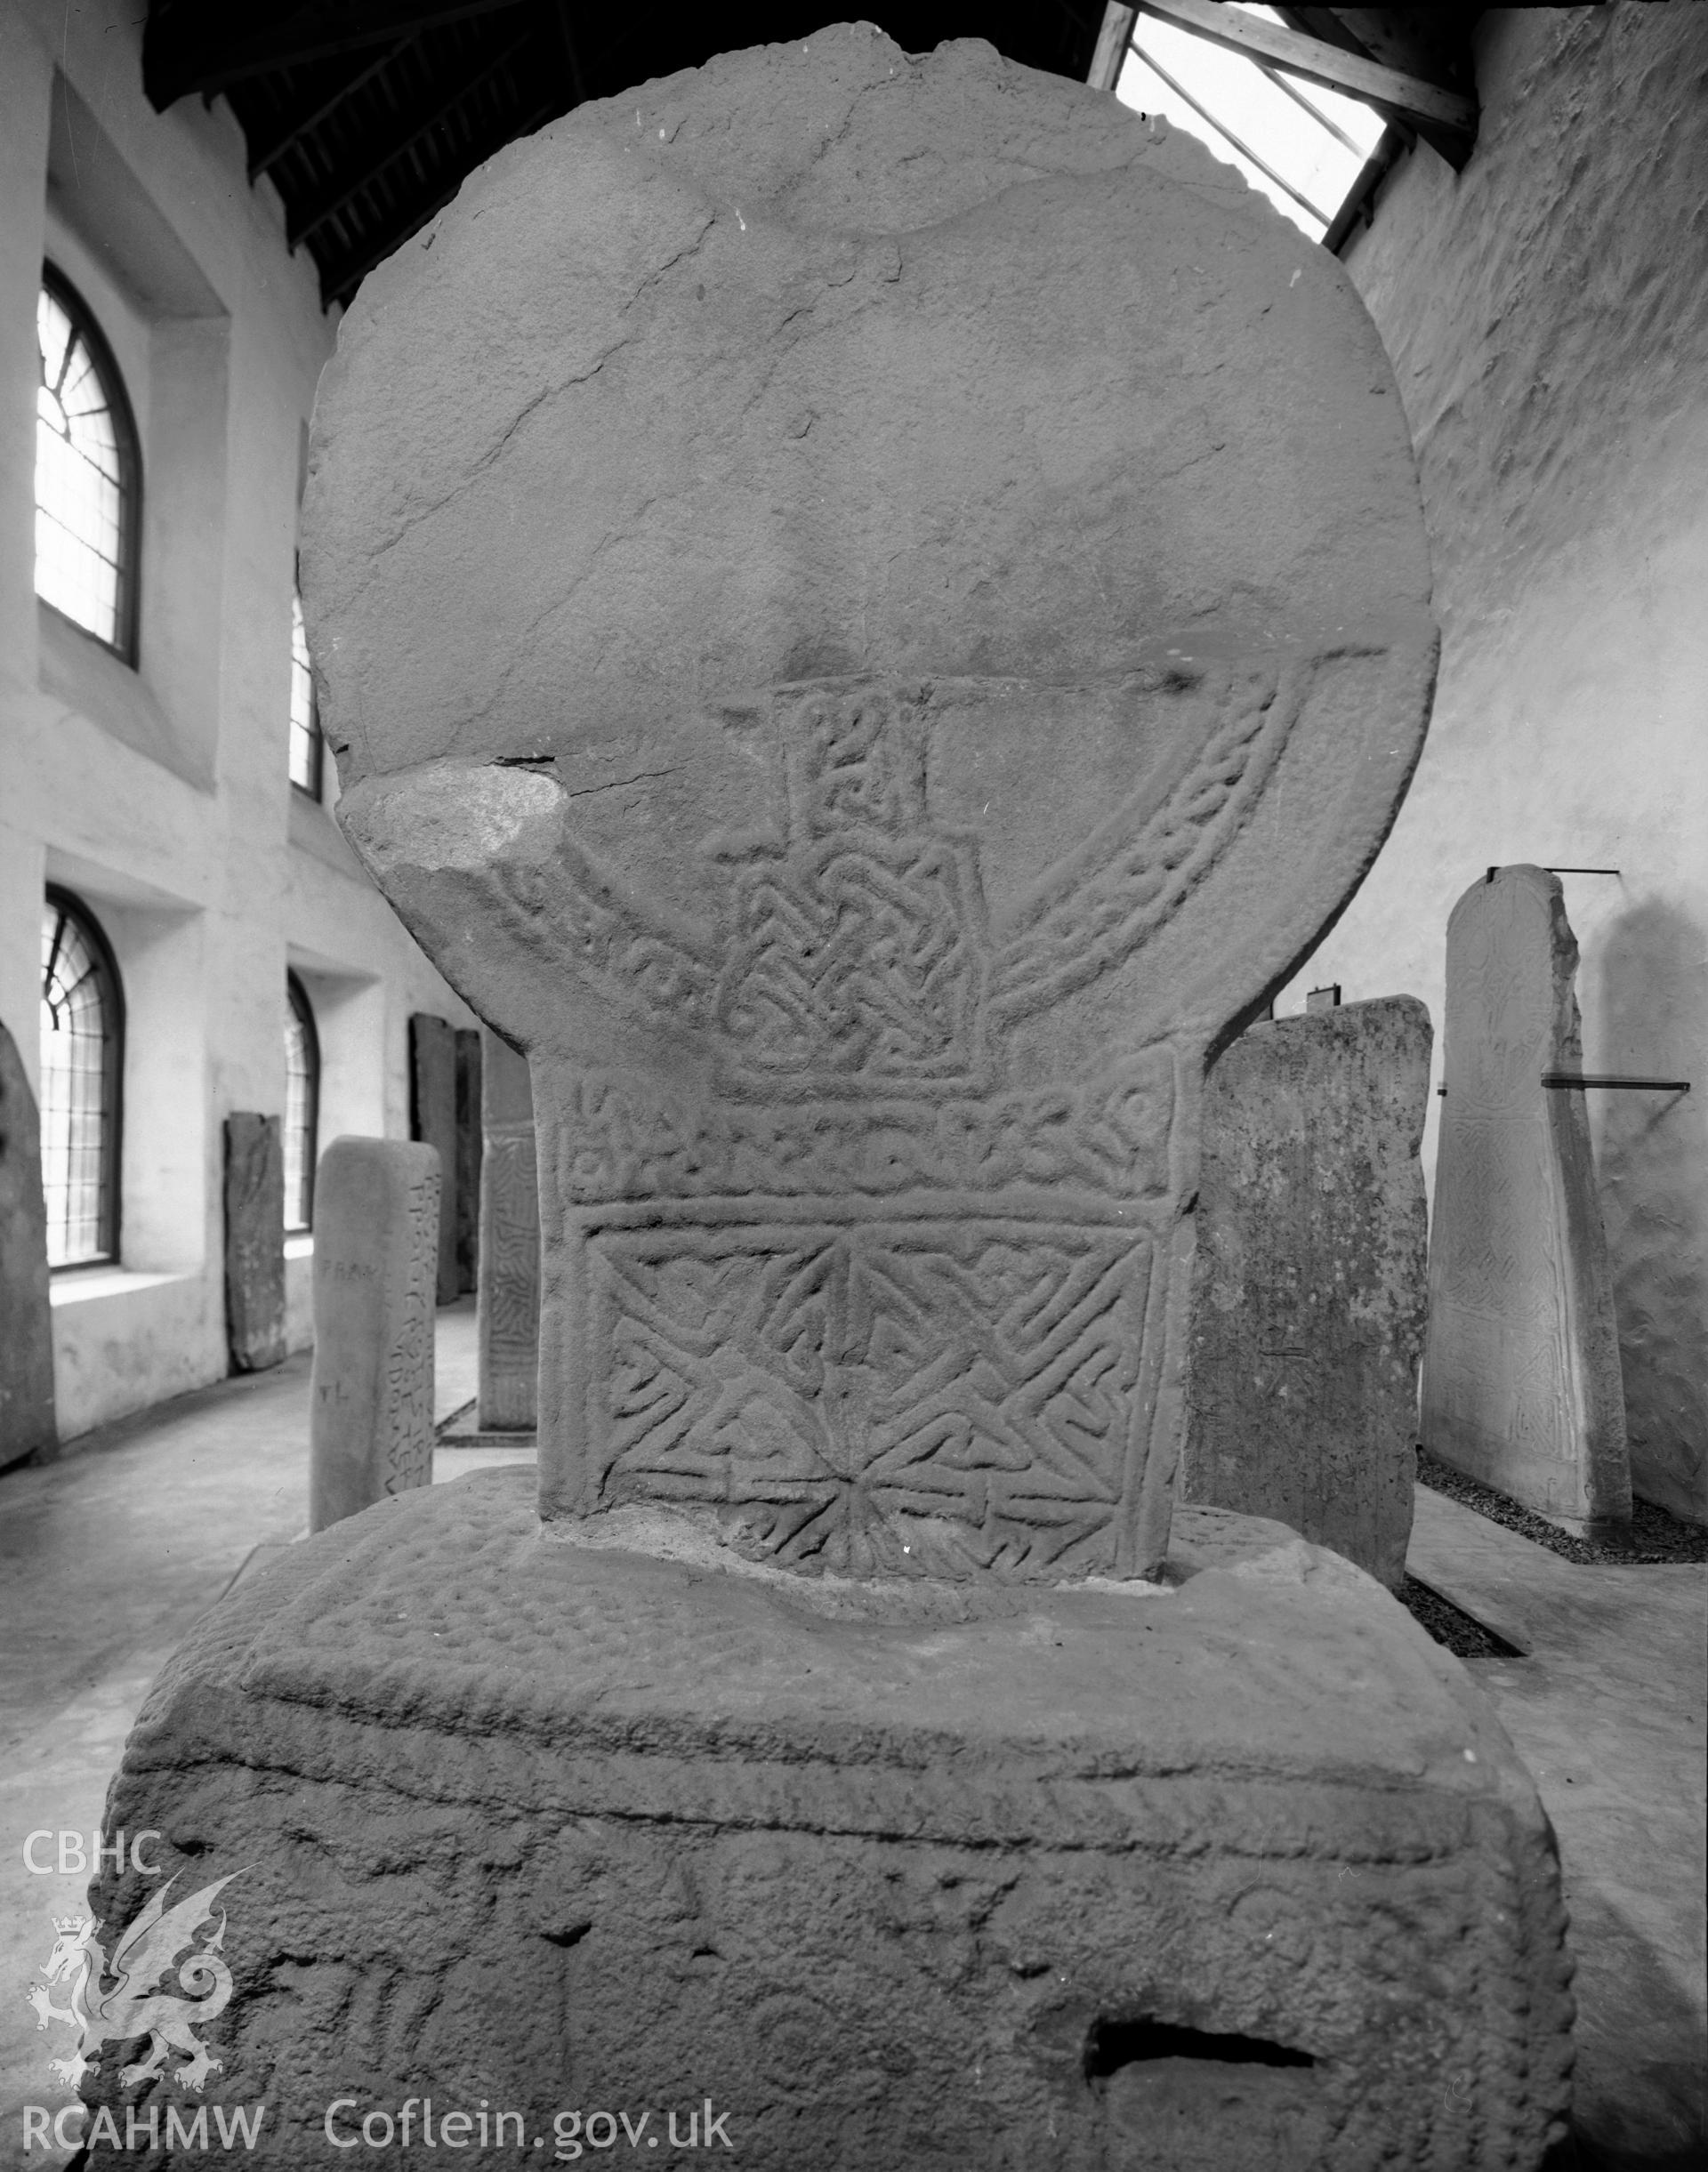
[310,24,1439,1585]
[92,32,1572,2169]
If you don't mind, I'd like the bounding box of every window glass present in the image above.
[1117,4,1386,242]
[284,974,319,1232]
[36,270,138,655]
[289,590,322,796]
[40,890,123,1267]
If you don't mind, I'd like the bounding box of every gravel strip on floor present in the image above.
[1415,1451,1708,1565]
[1399,1573,1526,1660]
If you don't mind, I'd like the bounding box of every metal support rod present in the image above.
[1546,867,1621,876]
[1541,1075,1690,1093]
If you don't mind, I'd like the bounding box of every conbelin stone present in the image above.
[1180,998,1431,1589]
[90,33,1572,2172]
[477,1027,540,1431]
[1422,865,1631,1534]
[307,1137,439,1532]
[310,28,1441,1583]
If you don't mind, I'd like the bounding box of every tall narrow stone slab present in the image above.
[476,1027,538,1431]
[409,1011,459,1304]
[1180,997,1431,1589]
[222,1112,286,1373]
[455,1026,483,1296]
[1422,865,1631,1532]
[308,1137,439,1532]
[93,35,1570,2171]
[0,1018,56,1468]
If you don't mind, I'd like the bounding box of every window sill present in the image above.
[50,1266,195,1308]
[38,600,214,792]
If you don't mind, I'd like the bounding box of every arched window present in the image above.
[284,973,320,1233]
[288,587,322,797]
[40,888,125,1267]
[36,265,141,661]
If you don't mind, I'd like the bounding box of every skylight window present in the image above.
[1116,5,1386,242]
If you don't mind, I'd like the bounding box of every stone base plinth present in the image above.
[87,1471,1572,2169]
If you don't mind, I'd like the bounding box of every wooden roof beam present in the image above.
[144,0,529,108]
[245,36,419,181]
[288,25,536,249]
[320,93,558,306]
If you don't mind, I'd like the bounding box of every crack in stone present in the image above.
[557,768,680,800]
[339,213,716,618]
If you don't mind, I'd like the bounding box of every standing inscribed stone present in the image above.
[455,1027,483,1296]
[409,1011,460,1305]
[222,1112,286,1373]
[1421,865,1631,1532]
[308,1136,439,1532]
[0,1018,56,1468]
[476,1028,539,1432]
[1180,997,1431,1589]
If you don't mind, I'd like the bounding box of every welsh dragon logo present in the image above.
[26,1873,239,2093]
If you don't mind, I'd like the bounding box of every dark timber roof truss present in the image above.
[142,3,1106,310]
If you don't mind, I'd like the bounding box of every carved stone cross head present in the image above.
[304,28,1435,1581]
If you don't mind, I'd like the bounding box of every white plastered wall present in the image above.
[1277,3,1708,1521]
[0,0,477,1443]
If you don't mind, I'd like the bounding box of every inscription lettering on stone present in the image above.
[1421,866,1631,1533]
[309,1137,440,1532]
[1180,997,1431,1589]
[0,1018,56,1468]
[409,1012,459,1306]
[222,1112,286,1373]
[476,1028,539,1432]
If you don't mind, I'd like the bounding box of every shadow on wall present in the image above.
[1591,900,1707,1524]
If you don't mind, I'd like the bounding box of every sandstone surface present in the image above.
[308,1137,439,1532]
[476,1028,539,1431]
[0,1018,56,1465]
[1181,997,1431,1587]
[1422,866,1631,1533]
[408,1014,459,1306]
[304,28,1438,1581]
[222,1113,286,1373]
[455,1027,482,1296]
[88,1468,1574,2171]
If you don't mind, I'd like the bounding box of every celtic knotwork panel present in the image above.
[585,1220,1152,1576]
[482,1134,541,1359]
[714,688,991,1093]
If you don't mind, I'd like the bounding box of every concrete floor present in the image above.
[0,1333,1701,2169]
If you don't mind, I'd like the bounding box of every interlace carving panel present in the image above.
[539,672,1317,1576]
[582,1219,1156,1576]
[383,1168,439,1494]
